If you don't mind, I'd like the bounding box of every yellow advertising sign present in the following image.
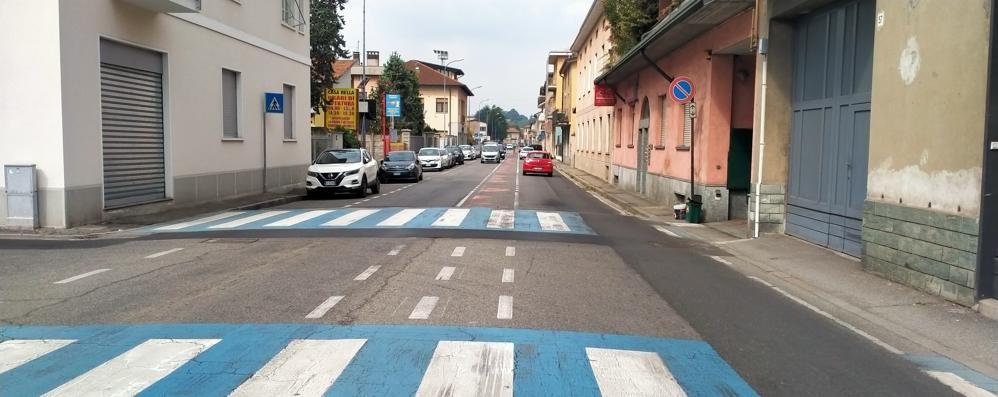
[324,88,357,131]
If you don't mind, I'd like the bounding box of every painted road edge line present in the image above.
[653,225,681,238]
[709,255,733,266]
[502,269,514,283]
[435,267,456,281]
[505,246,516,257]
[354,266,381,281]
[409,296,439,320]
[497,296,513,319]
[145,248,184,259]
[54,269,111,284]
[387,245,406,256]
[456,161,502,207]
[745,275,904,355]
[925,371,997,397]
[451,247,465,257]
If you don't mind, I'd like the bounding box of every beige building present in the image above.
[0,0,311,228]
[570,1,615,181]
[406,61,473,145]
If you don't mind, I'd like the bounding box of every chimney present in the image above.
[367,51,380,67]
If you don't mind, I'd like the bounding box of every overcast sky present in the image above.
[339,0,591,115]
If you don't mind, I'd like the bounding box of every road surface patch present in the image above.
[0,324,757,396]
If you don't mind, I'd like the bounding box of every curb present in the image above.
[0,194,305,241]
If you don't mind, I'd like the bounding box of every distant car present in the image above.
[418,147,450,171]
[459,144,475,160]
[520,144,543,160]
[306,148,381,198]
[522,151,554,177]
[505,143,514,150]
[481,143,502,163]
[379,150,422,182]
[445,146,465,165]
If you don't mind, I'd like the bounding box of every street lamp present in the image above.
[466,85,482,142]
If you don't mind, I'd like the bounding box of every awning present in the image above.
[595,0,755,86]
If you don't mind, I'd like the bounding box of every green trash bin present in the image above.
[685,198,702,224]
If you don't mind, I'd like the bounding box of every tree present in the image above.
[504,108,530,128]
[310,0,349,111]
[475,105,509,142]
[371,53,425,134]
[604,0,658,63]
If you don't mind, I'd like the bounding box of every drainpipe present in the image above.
[753,38,769,239]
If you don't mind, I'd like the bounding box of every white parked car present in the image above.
[306,148,381,198]
[418,147,451,171]
[459,144,475,160]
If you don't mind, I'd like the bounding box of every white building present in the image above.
[0,0,312,228]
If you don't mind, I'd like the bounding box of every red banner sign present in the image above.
[594,84,616,106]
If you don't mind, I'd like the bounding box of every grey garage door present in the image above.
[787,0,874,257]
[99,40,166,208]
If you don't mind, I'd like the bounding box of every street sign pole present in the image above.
[263,92,285,193]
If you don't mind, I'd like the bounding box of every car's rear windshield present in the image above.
[315,150,360,164]
[418,148,441,155]
[386,152,415,161]
[483,145,500,151]
[459,145,471,149]
[527,152,548,159]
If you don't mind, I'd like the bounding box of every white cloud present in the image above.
[339,0,590,114]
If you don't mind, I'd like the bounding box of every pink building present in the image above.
[596,1,756,222]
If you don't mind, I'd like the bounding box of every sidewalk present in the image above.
[557,163,998,387]
[0,190,303,240]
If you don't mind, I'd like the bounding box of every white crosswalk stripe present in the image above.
[415,341,514,397]
[230,339,366,397]
[537,211,570,232]
[377,208,425,226]
[323,209,379,226]
[155,212,244,230]
[42,339,220,397]
[432,208,470,227]
[264,210,335,227]
[0,340,75,375]
[487,210,515,229]
[586,347,688,397]
[209,211,290,229]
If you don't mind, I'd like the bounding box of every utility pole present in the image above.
[359,0,366,150]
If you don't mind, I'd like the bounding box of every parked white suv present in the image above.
[305,148,381,198]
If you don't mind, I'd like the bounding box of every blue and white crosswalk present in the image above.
[145,207,595,235]
[0,324,757,396]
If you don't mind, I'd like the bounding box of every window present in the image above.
[658,96,667,147]
[436,98,448,113]
[681,102,693,148]
[283,84,294,139]
[222,69,240,138]
[282,0,305,33]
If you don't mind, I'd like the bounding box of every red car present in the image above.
[522,151,554,177]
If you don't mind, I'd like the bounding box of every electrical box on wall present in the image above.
[4,165,39,229]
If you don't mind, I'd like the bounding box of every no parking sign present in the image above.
[669,76,695,104]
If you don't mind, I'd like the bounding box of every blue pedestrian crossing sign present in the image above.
[386,94,401,117]
[265,93,284,113]
[669,76,695,104]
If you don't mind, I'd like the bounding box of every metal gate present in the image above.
[786,0,874,257]
[99,40,166,208]
[636,98,651,195]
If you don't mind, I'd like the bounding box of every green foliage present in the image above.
[603,0,658,62]
[475,105,510,142]
[310,0,349,110]
[504,108,530,128]
[371,53,426,134]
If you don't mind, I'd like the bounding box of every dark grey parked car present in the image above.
[379,150,423,182]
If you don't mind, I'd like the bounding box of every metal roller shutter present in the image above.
[100,62,166,208]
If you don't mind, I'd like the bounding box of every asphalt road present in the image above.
[0,151,962,396]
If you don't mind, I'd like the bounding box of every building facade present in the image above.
[597,0,757,223]
[540,52,573,156]
[406,61,472,145]
[0,0,311,228]
[571,2,615,182]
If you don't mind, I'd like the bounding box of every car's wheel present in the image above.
[371,178,381,194]
[480,160,484,164]
[547,172,554,177]
[306,189,316,199]
[356,178,368,198]
[522,170,527,176]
